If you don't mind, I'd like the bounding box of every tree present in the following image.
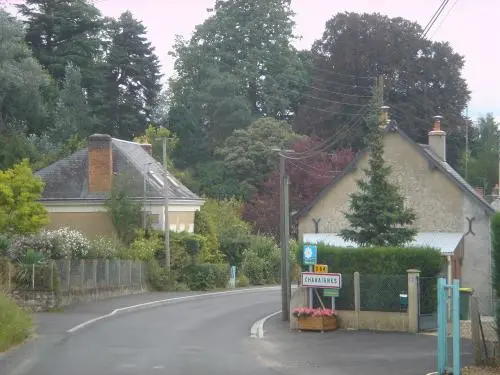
[18,0,103,87]
[167,0,310,166]
[105,173,142,244]
[0,10,51,134]
[98,11,162,139]
[201,198,251,267]
[295,12,470,168]
[0,159,48,234]
[51,63,94,143]
[340,94,417,247]
[462,114,499,194]
[243,136,355,240]
[133,125,178,166]
[215,117,299,193]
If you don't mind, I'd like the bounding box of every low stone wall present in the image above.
[9,286,147,312]
[337,310,409,332]
[289,286,409,332]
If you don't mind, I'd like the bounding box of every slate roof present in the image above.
[295,122,495,218]
[35,138,202,202]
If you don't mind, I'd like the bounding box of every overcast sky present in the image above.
[2,0,499,121]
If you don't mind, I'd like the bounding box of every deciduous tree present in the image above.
[243,136,355,240]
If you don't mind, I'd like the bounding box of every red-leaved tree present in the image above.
[243,136,355,240]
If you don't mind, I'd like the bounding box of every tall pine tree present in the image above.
[51,63,93,143]
[97,11,162,139]
[340,78,417,247]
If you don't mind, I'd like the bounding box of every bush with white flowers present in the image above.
[8,227,90,260]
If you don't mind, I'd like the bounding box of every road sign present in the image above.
[314,264,328,273]
[303,245,317,266]
[301,272,342,289]
[324,288,339,297]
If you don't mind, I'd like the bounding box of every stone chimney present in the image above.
[88,134,113,193]
[140,143,153,155]
[428,115,446,161]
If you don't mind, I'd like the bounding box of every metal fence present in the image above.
[1,259,147,293]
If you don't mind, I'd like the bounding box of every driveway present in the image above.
[250,314,474,375]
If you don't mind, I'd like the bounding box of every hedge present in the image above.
[296,244,443,312]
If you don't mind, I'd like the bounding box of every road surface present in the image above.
[18,288,282,375]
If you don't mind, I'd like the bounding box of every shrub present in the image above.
[242,250,266,285]
[241,235,281,285]
[237,273,249,287]
[0,292,33,352]
[147,260,172,291]
[87,237,118,259]
[169,231,201,269]
[211,263,230,288]
[296,244,443,311]
[126,231,162,262]
[296,244,443,276]
[194,209,223,263]
[180,263,217,291]
[8,227,90,260]
[491,213,500,339]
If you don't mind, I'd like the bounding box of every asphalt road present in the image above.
[16,289,282,375]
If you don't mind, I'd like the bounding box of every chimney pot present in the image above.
[428,115,446,161]
[88,134,113,193]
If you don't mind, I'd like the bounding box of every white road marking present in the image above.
[67,286,279,334]
[250,310,282,339]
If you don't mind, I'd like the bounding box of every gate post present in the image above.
[407,269,420,333]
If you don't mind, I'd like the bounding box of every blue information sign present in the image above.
[303,245,317,266]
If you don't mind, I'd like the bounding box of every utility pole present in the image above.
[274,148,292,322]
[143,162,152,230]
[162,137,170,270]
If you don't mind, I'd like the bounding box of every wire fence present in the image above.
[1,259,147,293]
[360,274,408,312]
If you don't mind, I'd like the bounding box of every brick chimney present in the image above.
[88,134,113,193]
[428,115,446,161]
[140,143,153,155]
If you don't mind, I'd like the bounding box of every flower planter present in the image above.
[297,315,337,332]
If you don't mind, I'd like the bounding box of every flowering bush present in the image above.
[88,237,118,259]
[292,307,337,318]
[8,227,90,260]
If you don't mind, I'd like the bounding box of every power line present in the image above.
[421,0,451,39]
[428,0,460,40]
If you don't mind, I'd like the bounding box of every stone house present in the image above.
[295,116,495,315]
[35,134,204,238]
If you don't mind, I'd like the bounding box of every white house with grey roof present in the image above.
[36,134,204,237]
[296,115,495,318]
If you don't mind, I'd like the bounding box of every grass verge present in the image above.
[0,292,33,353]
[463,366,500,374]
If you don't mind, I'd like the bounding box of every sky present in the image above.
[2,0,499,121]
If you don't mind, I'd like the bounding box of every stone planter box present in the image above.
[297,316,338,332]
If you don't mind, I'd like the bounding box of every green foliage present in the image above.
[461,114,499,194]
[105,174,142,245]
[97,11,162,139]
[0,160,48,235]
[296,244,443,277]
[87,237,118,259]
[180,263,221,290]
[491,213,500,338]
[195,161,253,200]
[215,117,298,191]
[236,273,250,287]
[133,124,178,165]
[200,199,251,266]
[124,230,162,262]
[242,235,281,285]
[167,0,309,167]
[0,10,52,134]
[169,231,202,270]
[298,12,470,168]
[193,209,223,263]
[340,97,417,246]
[51,63,94,143]
[0,292,33,352]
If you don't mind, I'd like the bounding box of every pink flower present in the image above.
[293,307,338,318]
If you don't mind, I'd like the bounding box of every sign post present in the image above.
[303,245,317,308]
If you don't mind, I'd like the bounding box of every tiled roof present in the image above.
[35,138,202,202]
[295,123,494,218]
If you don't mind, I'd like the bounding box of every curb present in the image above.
[250,310,282,339]
[67,285,280,334]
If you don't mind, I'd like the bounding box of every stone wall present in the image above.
[9,286,147,312]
